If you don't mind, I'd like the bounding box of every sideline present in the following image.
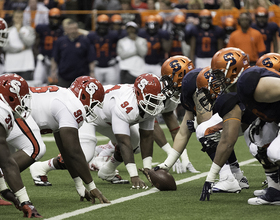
[44,158,257,220]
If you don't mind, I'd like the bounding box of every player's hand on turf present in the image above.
[172,159,185,174]
[139,168,152,184]
[131,176,148,189]
[80,189,91,202]
[89,188,110,204]
[200,181,213,201]
[21,201,43,218]
[1,189,20,210]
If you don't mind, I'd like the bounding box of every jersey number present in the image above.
[202,37,211,52]
[95,43,109,58]
[120,101,133,114]
[44,36,57,50]
[74,109,84,124]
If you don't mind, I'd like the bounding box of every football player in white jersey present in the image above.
[31,73,166,189]
[0,73,42,217]
[28,76,109,203]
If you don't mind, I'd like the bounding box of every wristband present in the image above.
[169,126,180,132]
[73,177,83,187]
[143,156,152,169]
[14,187,30,204]
[0,176,8,191]
[161,143,172,154]
[86,181,96,191]
[206,162,221,182]
[126,163,138,177]
[163,148,180,168]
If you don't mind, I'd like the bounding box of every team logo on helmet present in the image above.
[9,80,21,94]
[86,82,98,96]
[137,78,149,91]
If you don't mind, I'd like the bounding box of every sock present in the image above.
[266,170,280,190]
[219,164,235,181]
[229,160,243,175]
[106,155,122,173]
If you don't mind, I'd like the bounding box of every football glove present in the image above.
[200,181,213,201]
[21,201,42,218]
[172,159,185,174]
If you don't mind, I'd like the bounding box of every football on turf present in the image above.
[148,168,177,191]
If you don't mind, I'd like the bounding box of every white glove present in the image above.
[172,159,184,174]
[156,162,171,171]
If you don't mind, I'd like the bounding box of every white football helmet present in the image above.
[19,26,36,47]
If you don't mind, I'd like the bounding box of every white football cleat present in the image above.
[234,171,249,189]
[98,168,129,184]
[213,175,241,193]
[30,162,52,186]
[186,162,200,173]
[248,187,280,205]
[254,188,268,197]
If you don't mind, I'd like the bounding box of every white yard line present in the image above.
[44,158,257,220]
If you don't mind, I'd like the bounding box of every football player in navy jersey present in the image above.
[33,8,64,86]
[87,14,120,85]
[237,53,280,205]
[138,15,171,77]
[110,14,126,39]
[188,9,224,68]
[251,7,278,54]
[157,63,247,191]
[198,47,257,201]
[168,14,190,57]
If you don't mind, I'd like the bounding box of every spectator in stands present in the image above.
[43,0,66,10]
[173,0,188,9]
[251,6,278,53]
[140,0,158,27]
[119,0,142,26]
[131,0,148,10]
[227,12,266,66]
[50,19,95,87]
[23,0,49,28]
[3,10,35,80]
[159,0,184,33]
[203,0,219,9]
[188,9,224,68]
[186,0,204,32]
[94,0,121,10]
[4,0,28,26]
[258,0,280,26]
[212,0,240,28]
[117,21,148,84]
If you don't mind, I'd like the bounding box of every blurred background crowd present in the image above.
[0,0,280,91]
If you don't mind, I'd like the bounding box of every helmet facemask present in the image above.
[138,92,165,116]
